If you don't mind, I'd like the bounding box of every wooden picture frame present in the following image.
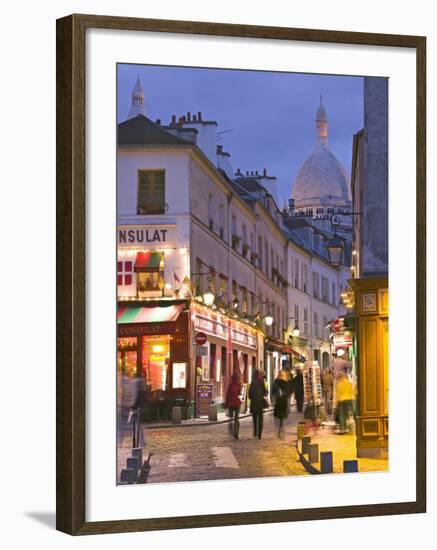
[56,13,426,535]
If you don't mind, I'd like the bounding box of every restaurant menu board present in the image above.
[303,362,322,405]
[196,383,213,416]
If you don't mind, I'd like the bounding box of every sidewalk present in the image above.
[142,408,274,429]
[297,422,389,474]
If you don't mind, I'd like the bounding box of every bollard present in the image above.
[127,457,139,473]
[208,404,218,422]
[172,406,182,424]
[308,444,319,464]
[132,448,143,468]
[343,460,359,473]
[320,451,333,474]
[297,423,306,440]
[301,436,311,454]
[120,468,137,484]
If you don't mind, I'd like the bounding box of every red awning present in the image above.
[282,344,300,356]
[117,303,184,324]
[134,251,162,272]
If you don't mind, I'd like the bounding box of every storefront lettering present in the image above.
[193,313,256,349]
[118,322,176,337]
[119,228,168,244]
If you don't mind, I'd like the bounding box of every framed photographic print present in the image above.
[56,14,426,535]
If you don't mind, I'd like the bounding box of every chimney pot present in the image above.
[263,168,267,176]
[198,111,202,121]
[156,118,161,125]
[171,115,176,125]
[193,115,197,121]
[187,112,191,121]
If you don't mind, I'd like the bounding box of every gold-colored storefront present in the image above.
[351,277,388,459]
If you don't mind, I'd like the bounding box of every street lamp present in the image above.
[286,316,300,337]
[192,272,216,306]
[327,235,344,266]
[264,311,274,327]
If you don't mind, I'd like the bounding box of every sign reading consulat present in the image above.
[118,225,177,247]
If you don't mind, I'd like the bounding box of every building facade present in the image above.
[117,78,353,416]
[350,77,389,458]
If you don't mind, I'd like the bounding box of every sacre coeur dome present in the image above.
[291,97,351,209]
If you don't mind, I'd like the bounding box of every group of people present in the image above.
[225,368,305,440]
[225,362,356,439]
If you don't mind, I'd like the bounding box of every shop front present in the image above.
[117,301,191,420]
[264,336,286,397]
[191,303,258,409]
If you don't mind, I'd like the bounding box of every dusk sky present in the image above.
[117,64,364,206]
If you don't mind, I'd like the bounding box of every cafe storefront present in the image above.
[190,302,259,407]
[117,300,191,419]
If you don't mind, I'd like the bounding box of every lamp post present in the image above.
[192,272,216,306]
[326,212,361,266]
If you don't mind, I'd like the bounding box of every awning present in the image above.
[134,251,162,272]
[282,344,300,356]
[118,303,184,324]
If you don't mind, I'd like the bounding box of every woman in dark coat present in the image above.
[294,368,304,413]
[249,370,268,439]
[225,372,242,439]
[273,370,289,439]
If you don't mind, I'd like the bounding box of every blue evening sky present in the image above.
[117,64,364,207]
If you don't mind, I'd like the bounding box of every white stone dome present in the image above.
[292,142,351,208]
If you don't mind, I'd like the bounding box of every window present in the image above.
[321,276,329,302]
[294,258,299,288]
[303,264,309,293]
[208,194,215,230]
[258,236,263,270]
[218,204,225,239]
[303,308,309,336]
[137,170,165,215]
[117,260,133,286]
[323,316,328,339]
[231,214,237,235]
[219,274,228,297]
[242,224,247,245]
[241,287,248,313]
[332,282,336,305]
[294,304,299,325]
[312,271,320,299]
[265,240,269,274]
[270,249,274,278]
[232,280,238,303]
[313,312,319,337]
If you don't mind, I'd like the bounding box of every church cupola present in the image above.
[316,95,328,144]
[127,75,145,119]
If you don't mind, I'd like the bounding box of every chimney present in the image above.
[171,115,176,126]
[178,116,184,127]
[217,145,223,154]
[155,118,161,125]
[263,168,267,176]
[193,114,197,121]
[198,111,202,121]
[187,112,191,121]
[236,168,241,175]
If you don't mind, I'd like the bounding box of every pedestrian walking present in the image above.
[225,372,242,439]
[335,370,355,434]
[272,370,289,439]
[249,369,268,439]
[322,368,334,415]
[293,368,304,413]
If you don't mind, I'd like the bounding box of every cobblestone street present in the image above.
[118,410,308,483]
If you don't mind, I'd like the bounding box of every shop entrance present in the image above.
[142,335,170,391]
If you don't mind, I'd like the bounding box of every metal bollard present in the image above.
[301,436,311,454]
[120,468,137,484]
[343,460,359,473]
[297,423,306,440]
[127,457,139,473]
[308,444,319,464]
[172,406,182,424]
[208,404,218,422]
[320,451,333,474]
[132,448,143,468]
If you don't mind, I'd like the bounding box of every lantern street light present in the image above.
[286,316,300,337]
[264,312,274,327]
[326,212,361,266]
[192,271,216,307]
